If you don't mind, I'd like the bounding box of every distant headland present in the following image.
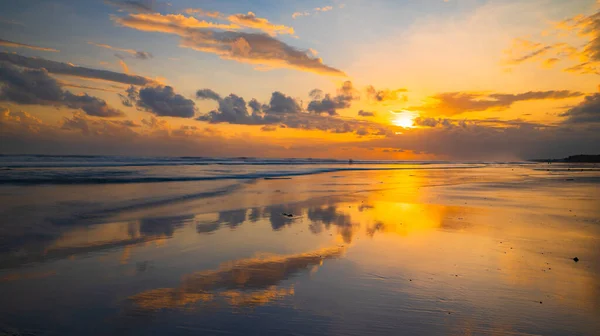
[530,154,600,163]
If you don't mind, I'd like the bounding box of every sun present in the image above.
[390,110,418,128]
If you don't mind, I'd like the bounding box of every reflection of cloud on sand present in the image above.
[0,215,194,270]
[128,246,345,311]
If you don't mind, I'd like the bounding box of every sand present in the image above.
[0,164,599,335]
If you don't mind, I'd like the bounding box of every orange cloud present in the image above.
[410,90,584,116]
[113,13,345,76]
[228,12,294,36]
[543,57,560,68]
[118,59,129,73]
[292,5,338,19]
[183,8,294,36]
[113,13,238,31]
[505,10,600,75]
[0,38,58,52]
[184,8,222,18]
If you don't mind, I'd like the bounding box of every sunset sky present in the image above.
[1,0,599,160]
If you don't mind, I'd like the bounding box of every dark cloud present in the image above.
[104,0,160,13]
[414,117,453,128]
[134,51,153,59]
[248,98,263,114]
[60,112,137,137]
[118,85,138,107]
[307,81,358,115]
[63,92,124,117]
[362,119,600,160]
[0,52,154,86]
[264,91,302,114]
[0,62,124,117]
[0,63,63,104]
[560,93,600,123]
[197,93,260,124]
[195,86,390,136]
[196,88,221,101]
[136,86,197,118]
[196,90,299,125]
[260,125,277,131]
[411,90,584,116]
[112,13,346,76]
[358,110,375,117]
[88,42,153,60]
[507,45,553,65]
[365,85,407,102]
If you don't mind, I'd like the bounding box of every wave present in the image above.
[0,165,485,185]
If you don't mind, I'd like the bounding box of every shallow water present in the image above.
[0,158,599,335]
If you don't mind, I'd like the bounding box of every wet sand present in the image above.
[0,165,599,335]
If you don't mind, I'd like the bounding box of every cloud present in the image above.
[118,59,129,73]
[113,13,238,31]
[195,88,221,101]
[543,58,560,68]
[358,110,376,117]
[360,118,600,160]
[564,62,599,75]
[130,85,197,118]
[61,112,137,136]
[293,5,336,19]
[0,52,155,85]
[88,42,152,59]
[365,85,408,102]
[197,93,260,124]
[228,12,294,36]
[196,85,390,136]
[0,38,59,52]
[558,11,600,62]
[506,10,600,75]
[292,12,310,19]
[113,13,345,76]
[184,8,222,19]
[196,89,301,124]
[315,6,334,12]
[260,125,277,132]
[264,91,302,114]
[0,62,124,117]
[104,0,165,14]
[307,81,358,115]
[506,45,553,65]
[62,92,125,117]
[410,90,584,116]
[560,93,600,123]
[1,107,43,134]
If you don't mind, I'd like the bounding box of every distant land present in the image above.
[530,154,600,163]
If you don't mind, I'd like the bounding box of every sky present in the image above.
[0,0,599,160]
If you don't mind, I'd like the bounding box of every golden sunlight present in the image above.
[390,110,419,128]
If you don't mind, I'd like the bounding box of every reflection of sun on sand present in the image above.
[128,246,345,311]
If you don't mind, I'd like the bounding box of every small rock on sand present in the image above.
[573,257,579,262]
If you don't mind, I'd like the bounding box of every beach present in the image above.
[0,157,599,335]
